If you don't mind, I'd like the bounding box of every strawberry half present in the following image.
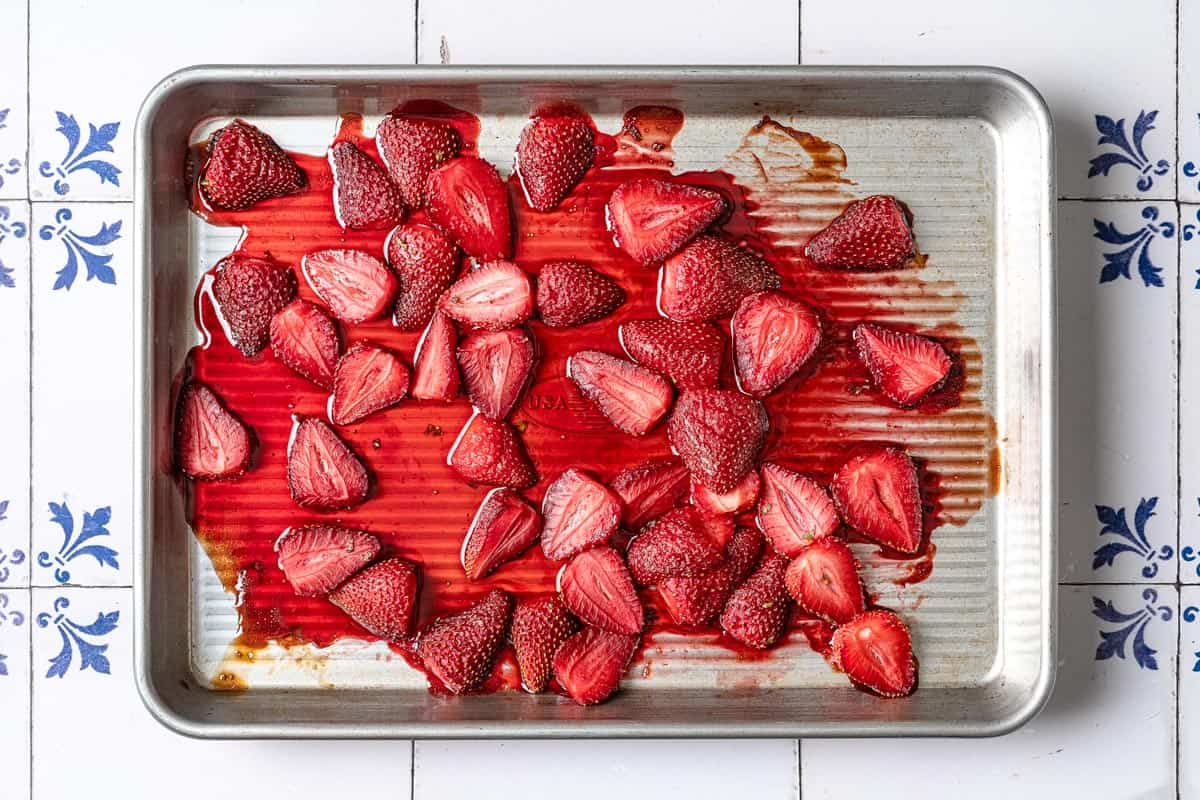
[269,300,341,389]
[439,261,533,331]
[606,178,725,266]
[667,389,769,494]
[387,222,460,331]
[199,119,306,210]
[692,469,760,515]
[461,488,541,580]
[553,626,639,706]
[329,557,419,640]
[831,610,917,697]
[301,248,398,324]
[457,328,535,419]
[328,141,405,230]
[416,588,513,694]
[566,350,673,436]
[287,417,369,510]
[426,157,512,261]
[557,545,644,634]
[448,413,537,488]
[411,311,461,401]
[660,236,780,322]
[175,381,253,480]
[732,292,822,397]
[618,318,725,390]
[609,459,690,529]
[211,254,298,356]
[627,508,723,585]
[852,323,951,407]
[756,463,840,557]
[330,342,410,426]
[724,525,767,585]
[805,195,915,270]
[541,468,622,561]
[375,115,462,209]
[659,526,763,626]
[516,113,596,212]
[510,595,579,693]
[784,537,865,625]
[535,260,624,327]
[276,524,380,596]
[831,447,923,554]
[719,552,791,649]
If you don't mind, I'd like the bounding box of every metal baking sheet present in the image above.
[133,66,1056,738]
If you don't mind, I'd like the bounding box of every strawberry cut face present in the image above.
[175,381,252,480]
[732,292,822,397]
[329,342,410,426]
[460,488,542,580]
[286,417,370,511]
[439,260,533,331]
[553,626,639,706]
[301,248,398,324]
[457,328,536,420]
[784,537,865,624]
[831,447,923,554]
[426,156,513,261]
[832,610,917,697]
[756,463,841,557]
[276,524,381,597]
[566,350,673,437]
[853,323,951,407]
[606,178,725,266]
[556,545,644,634]
[609,459,690,530]
[269,300,341,390]
[540,468,621,561]
[411,311,461,402]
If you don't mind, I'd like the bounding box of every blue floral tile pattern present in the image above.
[1091,497,1173,578]
[0,204,27,289]
[0,108,20,194]
[36,596,116,678]
[1093,206,1173,287]
[1183,605,1200,673]
[1088,111,1171,192]
[0,592,26,677]
[1093,588,1173,671]
[37,501,118,584]
[0,499,26,585]
[37,113,120,196]
[1180,208,1200,289]
[38,207,120,290]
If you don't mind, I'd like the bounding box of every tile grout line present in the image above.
[1175,2,1183,798]
[410,740,416,800]
[796,0,802,65]
[414,0,420,65]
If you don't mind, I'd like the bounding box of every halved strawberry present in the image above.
[805,195,915,270]
[724,525,766,584]
[618,318,725,390]
[831,447,923,554]
[175,381,253,480]
[606,179,725,265]
[411,311,461,401]
[387,222,460,331]
[328,141,405,230]
[269,300,341,389]
[609,459,690,529]
[692,469,760,515]
[416,588,513,694]
[667,389,769,494]
[852,323,951,407]
[510,595,579,693]
[375,115,462,209]
[557,545,643,634]
[276,524,380,596]
[535,260,624,327]
[627,508,723,585]
[566,350,673,436]
[199,119,306,211]
[756,463,840,557]
[516,113,595,211]
[553,626,639,705]
[211,254,298,356]
[696,511,735,549]
[439,261,532,331]
[301,248,398,324]
[329,557,419,640]
[448,413,537,488]
[426,157,512,261]
[457,328,535,419]
[541,468,621,560]
[659,236,780,322]
[659,526,763,626]
[287,417,369,510]
[732,292,822,397]
[831,610,917,697]
[461,488,541,580]
[784,537,865,625]
[719,553,791,649]
[329,342,410,425]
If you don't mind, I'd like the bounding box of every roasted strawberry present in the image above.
[330,342,409,425]
[276,524,380,596]
[719,553,791,649]
[553,626,639,705]
[457,328,535,419]
[627,508,723,585]
[301,248,398,324]
[618,318,725,390]
[732,292,822,397]
[557,545,644,634]
[375,115,462,209]
[426,157,512,261]
[516,112,595,211]
[411,311,461,401]
[696,511,735,549]
[659,526,763,626]
[831,447,923,554]
[659,236,780,322]
[852,323,951,406]
[609,459,690,529]
[211,254,298,356]
[724,525,766,584]
[805,195,914,270]
[175,381,252,480]
[667,389,769,493]
[831,610,917,697]
[269,300,341,389]
[448,413,537,488]
[535,260,624,327]
[287,417,369,510]
[387,222,460,331]
[439,261,533,331]
[566,350,673,436]
[328,141,405,230]
[756,463,840,557]
[461,488,541,580]
[606,179,725,265]
[692,469,760,515]
[329,558,419,640]
[784,537,865,625]
[199,119,305,210]
[416,588,513,694]
[541,468,621,560]
[510,595,579,693]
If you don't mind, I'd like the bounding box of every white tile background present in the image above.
[0,0,1193,797]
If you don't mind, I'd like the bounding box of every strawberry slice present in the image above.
[557,545,644,634]
[426,157,512,261]
[287,417,369,510]
[516,113,596,212]
[831,610,918,697]
[784,537,865,624]
[301,248,398,324]
[535,260,625,327]
[375,115,462,209]
[853,323,951,407]
[541,468,621,560]
[461,488,541,580]
[660,236,780,322]
[510,595,579,693]
[275,524,380,596]
[692,469,760,515]
[199,119,306,211]
[439,261,533,331]
[667,389,769,494]
[618,318,725,390]
[719,552,792,649]
[609,459,690,529]
[416,588,513,694]
[448,413,537,488]
[387,222,460,331]
[329,342,410,425]
[328,141,405,230]
[627,508,723,585]
[732,292,822,397]
[756,463,840,557]
[457,328,535,419]
[269,300,341,389]
[566,350,673,436]
[553,626,639,705]
[175,381,253,480]
[606,179,725,265]
[411,311,461,401]
[831,447,923,554]
[211,254,298,356]
[659,526,764,626]
[329,557,419,640]
[805,195,915,270]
